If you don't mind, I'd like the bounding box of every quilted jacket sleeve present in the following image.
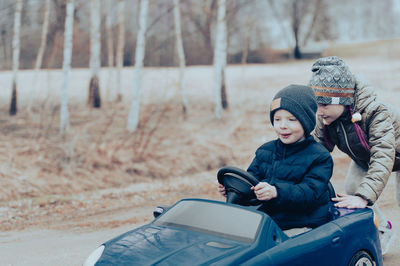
[355,102,396,204]
[352,79,397,204]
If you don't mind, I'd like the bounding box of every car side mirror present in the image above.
[153,205,169,218]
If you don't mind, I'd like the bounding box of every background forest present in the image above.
[0,0,399,69]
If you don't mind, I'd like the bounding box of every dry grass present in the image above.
[0,97,252,203]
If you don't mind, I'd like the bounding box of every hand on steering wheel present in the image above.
[217,166,260,205]
[252,182,277,201]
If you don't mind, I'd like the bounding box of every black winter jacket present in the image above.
[247,136,333,230]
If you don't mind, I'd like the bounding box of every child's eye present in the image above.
[289,118,297,121]
[274,118,280,121]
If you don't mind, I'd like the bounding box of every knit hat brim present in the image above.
[312,85,354,105]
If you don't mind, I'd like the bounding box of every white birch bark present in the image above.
[88,0,101,107]
[90,0,101,77]
[60,0,74,134]
[213,0,227,119]
[11,0,22,79]
[116,0,125,101]
[9,0,22,115]
[127,0,148,132]
[173,0,188,115]
[220,1,228,109]
[105,0,115,101]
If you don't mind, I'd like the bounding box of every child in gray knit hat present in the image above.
[309,56,400,255]
[218,84,334,230]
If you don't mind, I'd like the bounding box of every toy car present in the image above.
[83,166,382,266]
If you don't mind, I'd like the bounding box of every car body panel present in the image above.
[90,199,382,266]
[244,210,382,265]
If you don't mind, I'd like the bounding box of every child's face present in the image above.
[273,109,305,144]
[316,104,345,125]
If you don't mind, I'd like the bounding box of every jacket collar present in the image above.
[275,135,314,157]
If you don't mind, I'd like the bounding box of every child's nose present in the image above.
[279,120,288,128]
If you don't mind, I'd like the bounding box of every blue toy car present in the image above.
[83,167,382,266]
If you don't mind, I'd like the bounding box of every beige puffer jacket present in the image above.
[313,78,400,204]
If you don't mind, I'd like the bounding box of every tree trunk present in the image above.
[29,0,50,111]
[241,38,249,65]
[35,0,50,71]
[213,0,228,119]
[294,44,302,59]
[9,0,22,116]
[220,5,228,110]
[291,0,302,59]
[221,68,228,109]
[173,0,188,116]
[60,0,74,134]
[88,0,101,108]
[127,0,148,132]
[88,75,101,107]
[105,0,115,102]
[10,80,17,115]
[116,0,125,102]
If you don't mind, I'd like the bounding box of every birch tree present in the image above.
[173,0,188,115]
[9,0,22,116]
[213,0,228,119]
[60,0,75,134]
[116,0,125,102]
[127,0,148,132]
[34,0,50,72]
[105,0,115,102]
[29,0,50,110]
[88,0,101,108]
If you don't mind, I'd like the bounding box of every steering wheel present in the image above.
[217,166,260,205]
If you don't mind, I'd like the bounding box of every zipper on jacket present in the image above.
[339,121,357,159]
[271,146,284,183]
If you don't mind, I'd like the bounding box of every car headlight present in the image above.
[373,211,379,229]
[83,245,105,266]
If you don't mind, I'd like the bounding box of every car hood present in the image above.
[96,224,249,265]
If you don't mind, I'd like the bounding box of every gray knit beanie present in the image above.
[309,56,355,105]
[269,84,317,136]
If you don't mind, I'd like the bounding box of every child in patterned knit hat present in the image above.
[218,84,333,231]
[309,56,400,255]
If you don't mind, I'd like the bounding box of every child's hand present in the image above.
[217,183,226,197]
[251,182,277,201]
[332,194,368,209]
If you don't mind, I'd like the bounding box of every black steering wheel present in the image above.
[217,166,260,205]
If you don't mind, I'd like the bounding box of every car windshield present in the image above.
[153,200,262,243]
